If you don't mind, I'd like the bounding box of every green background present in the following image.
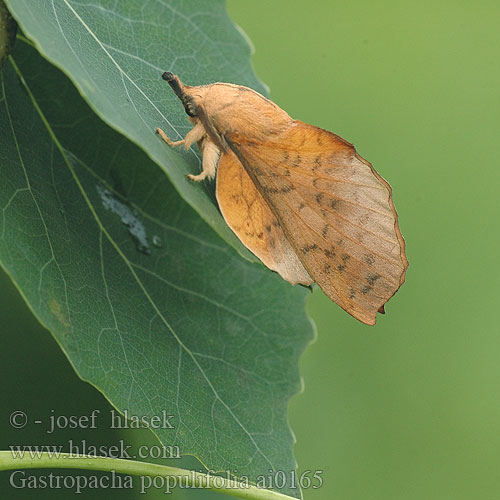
[2,0,499,499]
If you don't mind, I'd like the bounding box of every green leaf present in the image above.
[3,0,267,257]
[0,41,313,497]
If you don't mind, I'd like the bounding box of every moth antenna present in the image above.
[161,71,175,82]
[162,72,189,100]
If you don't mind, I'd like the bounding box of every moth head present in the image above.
[162,72,199,118]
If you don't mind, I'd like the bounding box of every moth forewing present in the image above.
[216,150,313,286]
[157,73,408,325]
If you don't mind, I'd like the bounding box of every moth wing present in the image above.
[226,121,408,325]
[216,150,313,286]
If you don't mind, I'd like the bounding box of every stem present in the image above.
[0,452,294,500]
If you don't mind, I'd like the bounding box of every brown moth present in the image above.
[156,72,408,325]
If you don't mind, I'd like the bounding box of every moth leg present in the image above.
[155,128,184,147]
[155,121,205,149]
[187,140,221,182]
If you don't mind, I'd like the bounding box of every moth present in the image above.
[156,72,408,325]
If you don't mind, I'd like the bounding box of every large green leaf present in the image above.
[3,0,267,256]
[0,41,314,497]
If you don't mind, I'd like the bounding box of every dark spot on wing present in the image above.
[302,243,319,254]
[349,288,356,299]
[312,155,322,172]
[323,263,332,273]
[337,264,346,272]
[265,224,272,233]
[298,202,306,211]
[366,273,380,286]
[272,220,280,227]
[316,193,324,204]
[359,213,370,225]
[283,151,289,162]
[257,232,263,239]
[324,247,336,259]
[364,254,375,266]
[292,154,302,167]
[337,239,344,246]
[322,224,330,237]
[330,198,341,209]
[280,185,294,193]
[361,286,372,294]
[313,178,321,189]
[284,168,291,176]
[341,253,350,262]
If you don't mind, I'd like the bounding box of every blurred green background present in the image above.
[1,0,499,499]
